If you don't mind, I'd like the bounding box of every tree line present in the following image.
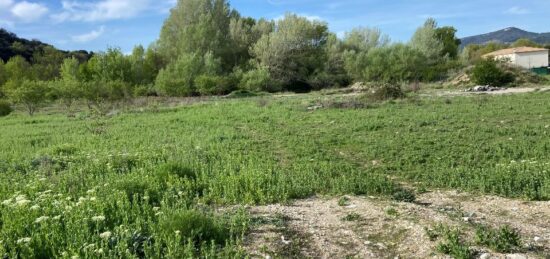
[0,0,548,116]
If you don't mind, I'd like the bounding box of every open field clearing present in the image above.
[1,92,549,258]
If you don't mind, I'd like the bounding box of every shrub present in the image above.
[364,83,405,102]
[159,210,230,247]
[0,100,13,117]
[195,75,233,96]
[158,162,197,180]
[436,228,473,259]
[117,179,161,205]
[392,188,416,202]
[475,225,522,253]
[241,67,280,92]
[470,58,515,86]
[342,212,361,221]
[5,80,50,116]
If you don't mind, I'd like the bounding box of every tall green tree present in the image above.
[5,55,32,82]
[143,44,165,86]
[251,13,329,91]
[129,45,146,85]
[155,52,211,96]
[342,27,390,80]
[343,27,390,52]
[0,60,6,97]
[410,18,444,62]
[32,46,66,80]
[53,57,82,112]
[158,0,235,69]
[361,44,426,83]
[434,26,461,59]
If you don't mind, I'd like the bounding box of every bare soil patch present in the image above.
[243,191,549,258]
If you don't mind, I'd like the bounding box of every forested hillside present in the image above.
[461,27,550,46]
[0,28,92,63]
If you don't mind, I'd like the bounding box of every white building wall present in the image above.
[494,54,516,64]
[512,51,549,69]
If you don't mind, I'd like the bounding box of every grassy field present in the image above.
[0,91,549,258]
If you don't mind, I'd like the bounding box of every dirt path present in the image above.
[243,191,549,258]
[425,86,550,97]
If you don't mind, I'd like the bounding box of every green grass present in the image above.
[1,92,550,257]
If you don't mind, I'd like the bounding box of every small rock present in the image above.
[463,217,470,222]
[364,241,372,245]
[376,242,387,250]
[533,236,541,242]
[505,254,527,259]
[281,236,291,245]
[479,253,491,259]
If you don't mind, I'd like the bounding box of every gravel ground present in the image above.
[244,191,549,258]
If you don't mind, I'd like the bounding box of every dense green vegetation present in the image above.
[2,0,549,116]
[1,91,550,257]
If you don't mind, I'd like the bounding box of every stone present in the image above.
[479,253,491,259]
[508,255,527,259]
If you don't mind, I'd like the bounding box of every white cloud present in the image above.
[505,6,529,15]
[53,0,154,22]
[0,0,13,9]
[10,1,48,22]
[274,13,324,22]
[72,26,105,42]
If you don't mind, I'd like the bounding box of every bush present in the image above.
[159,210,230,247]
[475,225,522,253]
[241,68,280,92]
[365,83,405,102]
[0,100,13,117]
[5,80,50,116]
[309,72,351,90]
[392,188,416,202]
[195,75,233,96]
[158,162,197,180]
[471,58,515,86]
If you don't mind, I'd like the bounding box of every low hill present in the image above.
[461,27,550,46]
[0,28,92,62]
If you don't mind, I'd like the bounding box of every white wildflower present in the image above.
[86,189,95,195]
[53,215,62,220]
[30,205,40,210]
[15,195,27,202]
[17,237,31,244]
[35,216,50,224]
[15,199,31,207]
[92,216,106,222]
[78,197,88,202]
[175,230,181,235]
[89,197,97,202]
[1,199,11,206]
[153,207,160,212]
[99,231,112,239]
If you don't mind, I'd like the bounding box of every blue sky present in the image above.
[0,0,549,53]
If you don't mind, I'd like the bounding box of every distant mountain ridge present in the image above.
[461,27,550,46]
